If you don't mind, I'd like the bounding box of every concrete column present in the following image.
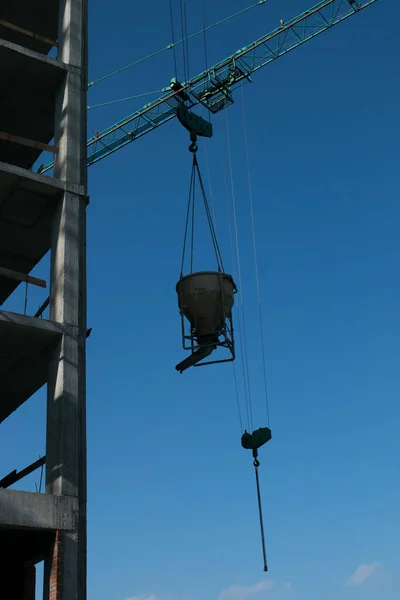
[45,0,88,599]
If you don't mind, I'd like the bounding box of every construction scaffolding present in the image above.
[0,1,88,599]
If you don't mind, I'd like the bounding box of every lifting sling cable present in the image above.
[195,153,224,271]
[180,157,196,276]
[180,148,224,277]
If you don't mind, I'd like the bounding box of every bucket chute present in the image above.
[176,271,236,373]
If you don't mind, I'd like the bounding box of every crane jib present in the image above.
[40,0,379,173]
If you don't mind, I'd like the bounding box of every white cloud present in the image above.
[126,580,289,600]
[218,580,274,600]
[346,561,381,586]
[125,595,159,600]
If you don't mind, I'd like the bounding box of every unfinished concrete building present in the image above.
[0,1,88,598]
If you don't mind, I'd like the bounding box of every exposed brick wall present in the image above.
[49,530,61,600]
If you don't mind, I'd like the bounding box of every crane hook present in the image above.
[189,132,198,153]
[253,447,260,468]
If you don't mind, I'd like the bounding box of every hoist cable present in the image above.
[169,0,178,80]
[222,129,252,432]
[233,363,244,432]
[237,311,252,430]
[254,464,268,572]
[204,140,244,434]
[201,0,212,124]
[225,111,254,431]
[87,0,269,87]
[221,140,249,431]
[240,310,253,430]
[241,87,271,426]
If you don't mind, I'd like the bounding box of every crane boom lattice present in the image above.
[42,0,377,173]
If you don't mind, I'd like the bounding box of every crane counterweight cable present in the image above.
[88,0,269,88]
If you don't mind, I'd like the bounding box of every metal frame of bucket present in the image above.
[177,271,237,368]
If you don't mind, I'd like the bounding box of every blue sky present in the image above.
[1,1,399,599]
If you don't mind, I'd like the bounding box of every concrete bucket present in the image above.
[176,271,236,335]
[175,271,237,373]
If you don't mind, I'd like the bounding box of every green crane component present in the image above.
[175,98,213,151]
[175,88,213,140]
[41,0,378,174]
[242,426,272,572]
[242,426,272,465]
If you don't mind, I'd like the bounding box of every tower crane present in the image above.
[40,0,378,571]
[41,0,378,173]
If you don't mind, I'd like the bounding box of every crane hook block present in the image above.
[241,427,272,452]
[176,104,213,139]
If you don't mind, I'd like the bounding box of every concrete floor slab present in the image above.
[0,39,66,169]
[0,311,63,423]
[0,0,59,55]
[0,162,63,304]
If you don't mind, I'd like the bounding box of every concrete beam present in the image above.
[0,310,64,332]
[0,159,86,196]
[1,1,60,55]
[0,37,73,74]
[0,489,77,530]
